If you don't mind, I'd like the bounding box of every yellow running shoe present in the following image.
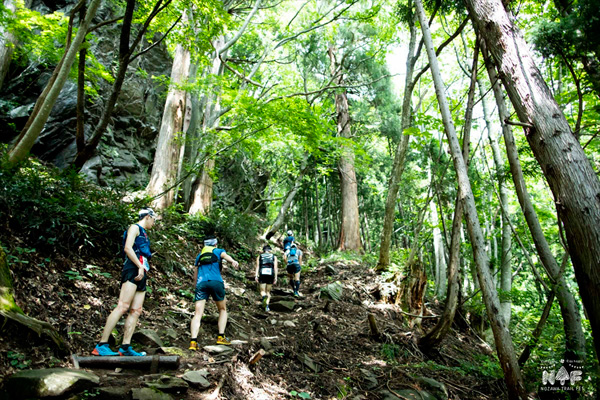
[189,341,199,351]
[216,335,231,345]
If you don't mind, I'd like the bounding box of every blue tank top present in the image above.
[123,224,152,260]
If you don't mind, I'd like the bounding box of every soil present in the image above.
[0,237,507,399]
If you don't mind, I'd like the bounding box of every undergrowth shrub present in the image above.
[0,157,142,257]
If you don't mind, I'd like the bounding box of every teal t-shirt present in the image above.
[195,248,226,284]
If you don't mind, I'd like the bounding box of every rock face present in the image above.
[3,368,99,398]
[0,0,171,187]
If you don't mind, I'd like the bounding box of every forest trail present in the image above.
[1,240,505,399]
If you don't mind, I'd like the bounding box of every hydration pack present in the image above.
[289,246,297,256]
[197,246,222,271]
[287,247,299,265]
[259,253,274,276]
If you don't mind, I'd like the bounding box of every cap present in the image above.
[204,235,218,246]
[139,208,156,219]
[287,230,293,236]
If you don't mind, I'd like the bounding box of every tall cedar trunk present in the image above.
[481,41,586,363]
[0,0,17,90]
[146,40,191,210]
[8,0,101,166]
[378,12,418,269]
[466,0,600,360]
[328,46,363,253]
[414,1,527,397]
[419,41,477,351]
[478,79,513,325]
[187,35,225,215]
[75,3,87,153]
[315,178,323,247]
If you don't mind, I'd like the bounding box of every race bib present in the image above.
[261,267,273,276]
[140,256,150,271]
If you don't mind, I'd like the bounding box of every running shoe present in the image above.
[189,341,199,351]
[265,305,270,312]
[216,335,231,345]
[92,343,118,356]
[118,346,146,356]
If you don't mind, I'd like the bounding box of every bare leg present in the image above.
[259,283,267,298]
[100,282,137,342]
[121,290,146,345]
[265,284,272,305]
[190,300,207,339]
[215,299,227,334]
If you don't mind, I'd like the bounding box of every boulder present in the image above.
[182,370,211,389]
[414,376,448,400]
[132,329,164,348]
[3,368,99,398]
[143,375,189,394]
[283,320,296,328]
[131,388,174,400]
[269,301,295,312]
[320,281,343,301]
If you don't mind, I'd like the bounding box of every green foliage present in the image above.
[0,155,137,256]
[7,351,30,369]
[380,343,401,363]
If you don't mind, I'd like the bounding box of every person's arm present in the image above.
[222,252,239,269]
[274,256,278,284]
[124,224,145,281]
[255,256,260,282]
[192,265,198,286]
[299,252,303,265]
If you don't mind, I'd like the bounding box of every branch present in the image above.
[411,17,469,88]
[221,56,266,88]
[88,15,125,33]
[263,74,398,104]
[125,0,172,60]
[219,0,262,55]
[130,14,182,62]
[504,119,534,129]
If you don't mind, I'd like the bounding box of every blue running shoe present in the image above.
[118,346,146,356]
[92,343,118,356]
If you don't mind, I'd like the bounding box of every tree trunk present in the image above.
[419,40,477,351]
[8,0,101,166]
[518,291,555,367]
[415,1,526,397]
[431,191,446,299]
[478,78,513,325]
[328,46,363,253]
[378,11,418,269]
[265,172,305,240]
[146,39,191,210]
[481,42,586,363]
[0,0,17,90]
[466,0,600,359]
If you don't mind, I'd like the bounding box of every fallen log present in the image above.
[249,349,265,365]
[73,355,180,370]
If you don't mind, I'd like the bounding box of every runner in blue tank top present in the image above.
[93,208,157,357]
[189,235,239,350]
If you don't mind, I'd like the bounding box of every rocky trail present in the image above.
[0,244,506,399]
